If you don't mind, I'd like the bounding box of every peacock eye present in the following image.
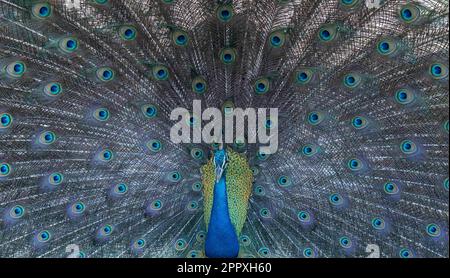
[93,108,110,122]
[58,37,79,54]
[0,162,11,177]
[297,211,311,222]
[119,25,137,41]
[151,199,163,210]
[147,139,162,153]
[351,116,368,130]
[161,0,174,4]
[172,29,189,46]
[10,205,25,219]
[399,4,420,24]
[192,76,207,94]
[383,182,400,195]
[151,65,170,81]
[72,202,85,213]
[429,63,449,80]
[256,150,269,161]
[339,236,352,248]
[399,248,413,258]
[168,171,182,182]
[254,77,270,95]
[308,111,326,126]
[99,149,114,161]
[187,200,198,210]
[141,104,158,119]
[339,0,361,8]
[329,193,343,206]
[371,217,386,230]
[400,139,417,155]
[39,131,57,145]
[394,88,415,105]
[301,144,320,157]
[37,230,51,242]
[174,239,187,251]
[5,61,26,78]
[347,158,363,171]
[216,5,234,23]
[32,3,52,19]
[196,231,206,242]
[444,178,449,192]
[49,172,64,185]
[259,208,271,218]
[94,0,109,4]
[295,68,315,85]
[318,23,338,42]
[277,175,291,187]
[269,30,287,48]
[134,238,146,249]
[96,67,115,82]
[239,235,251,246]
[425,223,441,237]
[192,182,202,192]
[376,37,400,57]
[114,183,128,195]
[258,247,270,258]
[44,82,62,97]
[219,48,237,65]
[303,247,315,258]
[190,148,204,160]
[100,224,113,236]
[343,72,362,89]
[0,113,13,129]
[254,185,265,196]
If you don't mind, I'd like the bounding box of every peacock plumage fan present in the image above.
[0,0,448,258]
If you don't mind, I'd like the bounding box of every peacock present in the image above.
[0,0,448,258]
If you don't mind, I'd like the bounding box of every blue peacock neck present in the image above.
[205,149,240,258]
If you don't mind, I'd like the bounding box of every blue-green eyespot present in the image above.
[37,230,51,242]
[39,131,57,145]
[1,113,13,129]
[10,205,25,219]
[0,163,11,177]
[429,63,448,80]
[172,29,189,46]
[96,67,115,82]
[318,23,339,42]
[32,3,52,19]
[49,172,64,185]
[395,88,415,105]
[147,139,162,153]
[175,238,188,251]
[254,77,270,95]
[44,82,63,97]
[343,72,362,89]
[269,30,287,48]
[219,48,237,65]
[151,65,170,81]
[4,61,26,78]
[99,149,114,162]
[399,4,421,24]
[93,108,110,122]
[351,116,368,130]
[58,37,79,54]
[216,5,234,23]
[400,140,417,155]
[119,25,137,41]
[141,104,158,119]
[192,76,207,94]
